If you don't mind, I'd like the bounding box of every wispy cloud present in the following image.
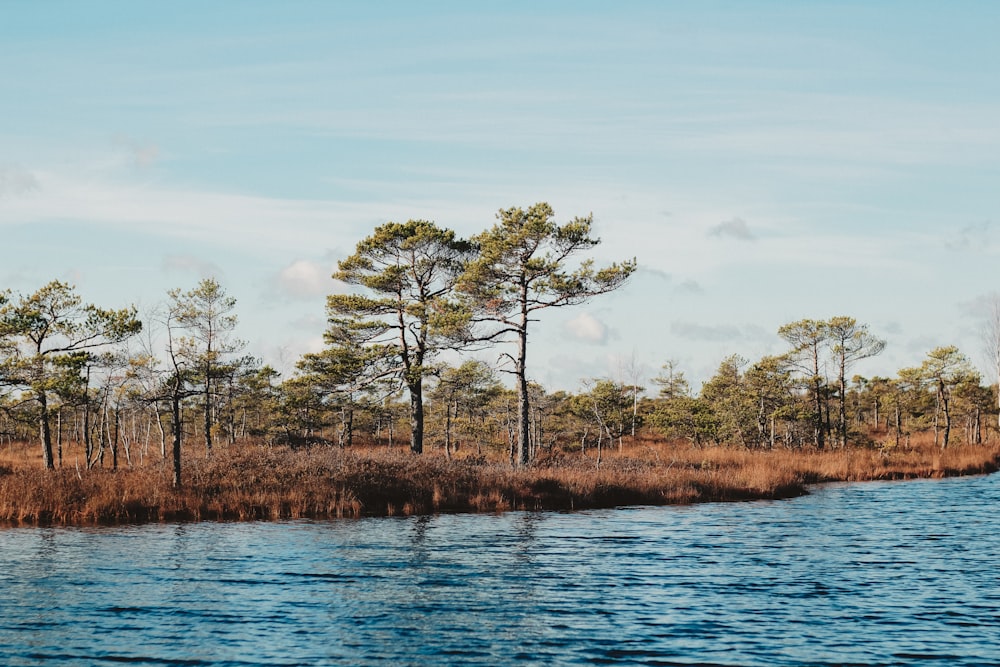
[676,279,704,294]
[161,254,221,279]
[708,217,756,241]
[637,265,671,282]
[112,136,160,169]
[0,167,39,198]
[946,221,991,252]
[672,321,743,342]
[671,320,771,343]
[0,167,390,256]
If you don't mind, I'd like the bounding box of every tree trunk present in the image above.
[110,401,119,471]
[39,391,55,470]
[444,400,452,461]
[813,375,825,449]
[596,427,603,468]
[56,409,63,469]
[941,389,951,450]
[975,407,982,444]
[171,391,182,488]
[156,404,167,459]
[894,404,901,447]
[631,386,638,438]
[338,407,350,447]
[83,395,93,465]
[204,370,213,456]
[516,311,530,467]
[839,359,847,448]
[409,380,424,454]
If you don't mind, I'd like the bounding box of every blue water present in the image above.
[2,474,1000,666]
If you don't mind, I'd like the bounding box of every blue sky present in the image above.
[2,1,999,390]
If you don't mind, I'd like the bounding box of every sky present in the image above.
[2,1,999,392]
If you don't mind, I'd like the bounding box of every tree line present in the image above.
[1,203,995,486]
[0,203,635,483]
[648,327,988,452]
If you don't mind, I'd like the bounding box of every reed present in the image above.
[0,433,997,526]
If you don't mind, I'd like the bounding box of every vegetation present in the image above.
[459,203,636,466]
[1,202,999,526]
[1,432,996,526]
[323,220,474,455]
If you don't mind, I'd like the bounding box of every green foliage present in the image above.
[459,202,636,466]
[585,379,638,442]
[428,360,502,457]
[460,203,636,319]
[699,355,755,447]
[0,281,141,469]
[324,219,475,454]
[652,360,690,400]
[166,278,247,455]
[900,346,980,448]
[647,395,719,445]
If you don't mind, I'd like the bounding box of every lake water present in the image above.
[2,474,999,666]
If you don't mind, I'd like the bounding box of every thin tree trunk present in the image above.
[596,427,603,468]
[444,400,452,461]
[933,391,941,448]
[941,390,951,450]
[38,391,55,470]
[839,358,848,448]
[204,369,212,456]
[516,310,530,467]
[975,407,982,444]
[156,404,167,459]
[171,389,182,487]
[83,395,92,465]
[56,408,63,469]
[409,380,424,454]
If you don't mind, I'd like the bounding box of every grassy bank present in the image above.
[1,434,998,526]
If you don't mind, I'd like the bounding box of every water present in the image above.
[2,474,1000,666]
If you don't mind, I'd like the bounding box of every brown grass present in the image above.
[1,432,998,526]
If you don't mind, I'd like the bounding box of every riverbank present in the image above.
[1,436,998,526]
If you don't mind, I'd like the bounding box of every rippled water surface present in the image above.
[3,474,1000,666]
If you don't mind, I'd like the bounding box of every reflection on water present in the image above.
[2,474,1000,666]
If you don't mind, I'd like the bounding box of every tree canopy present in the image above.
[326,219,475,454]
[459,202,636,466]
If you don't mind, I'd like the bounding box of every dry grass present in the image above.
[1,431,998,526]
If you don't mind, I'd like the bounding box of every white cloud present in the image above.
[277,259,339,299]
[565,312,609,345]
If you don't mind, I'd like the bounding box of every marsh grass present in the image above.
[0,432,997,526]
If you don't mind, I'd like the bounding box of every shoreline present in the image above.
[1,438,998,527]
